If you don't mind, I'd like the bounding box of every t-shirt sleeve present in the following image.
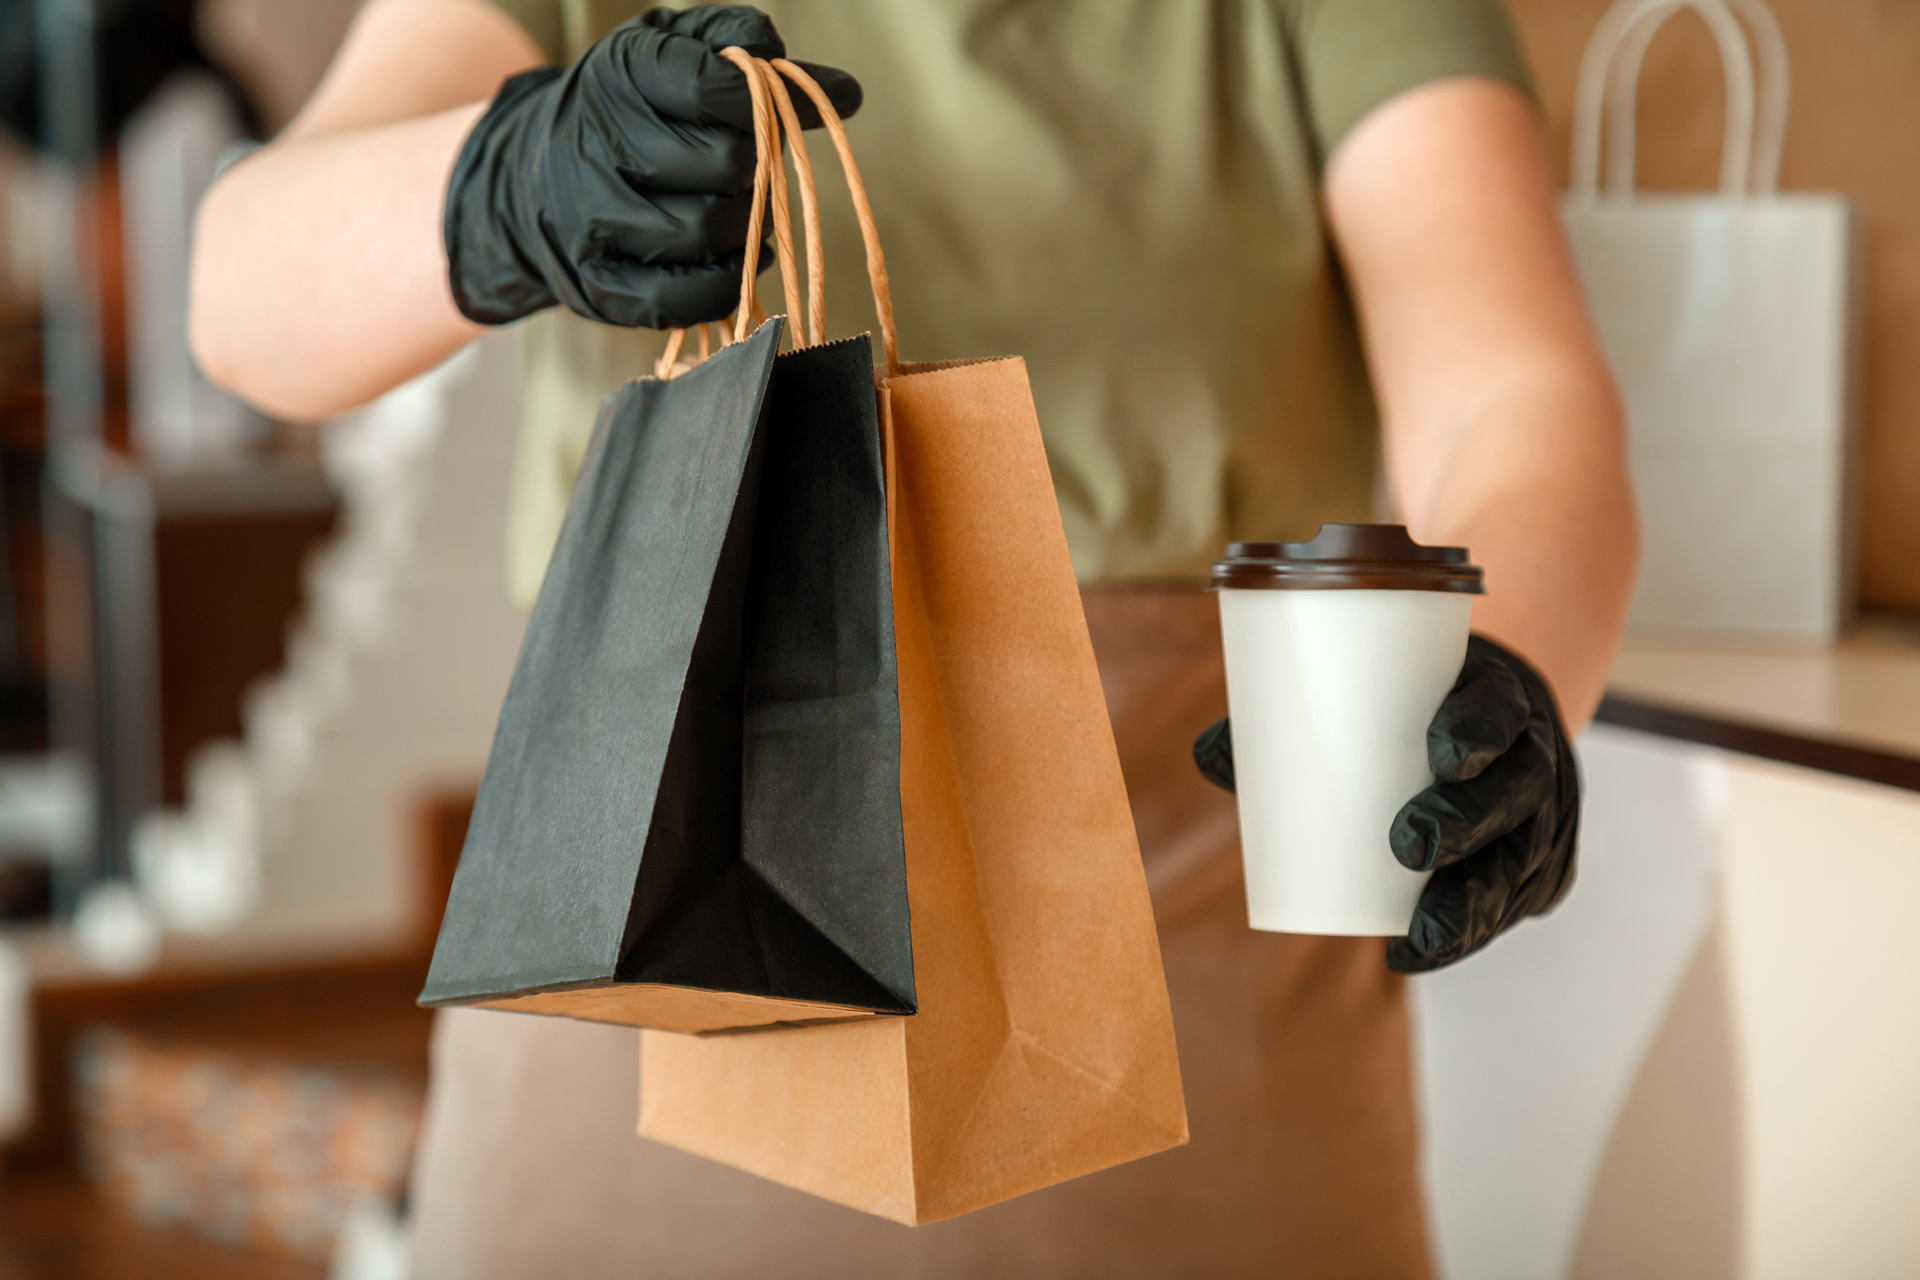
[483,0,566,64]
[1283,0,1536,163]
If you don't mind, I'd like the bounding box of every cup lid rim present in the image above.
[1211,523,1485,593]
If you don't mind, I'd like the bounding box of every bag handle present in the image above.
[1570,0,1787,202]
[756,60,827,347]
[1608,0,1789,196]
[743,53,807,346]
[658,51,901,378]
[1604,1,1755,197]
[767,56,901,374]
[654,50,802,377]
[1608,0,1788,195]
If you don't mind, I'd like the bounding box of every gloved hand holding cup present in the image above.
[1205,525,1482,936]
[1194,525,1579,970]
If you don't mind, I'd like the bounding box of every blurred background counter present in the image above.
[1605,627,1920,771]
[1420,629,1920,1280]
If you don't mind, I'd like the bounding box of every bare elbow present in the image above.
[187,180,272,413]
[185,272,237,404]
[187,177,339,423]
[187,168,467,424]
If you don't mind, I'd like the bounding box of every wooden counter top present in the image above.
[1597,619,1920,791]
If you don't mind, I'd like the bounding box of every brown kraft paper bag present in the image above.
[636,53,1188,1225]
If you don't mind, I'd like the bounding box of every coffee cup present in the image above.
[1212,524,1484,936]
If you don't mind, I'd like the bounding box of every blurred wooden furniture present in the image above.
[0,1169,323,1280]
[0,783,475,1276]
[9,783,472,1172]
[149,462,339,805]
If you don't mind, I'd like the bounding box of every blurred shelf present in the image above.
[0,1168,326,1280]
[1597,617,1920,790]
[3,785,472,1175]
[9,946,436,1179]
[7,918,411,990]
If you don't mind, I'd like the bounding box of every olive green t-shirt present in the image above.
[488,0,1532,609]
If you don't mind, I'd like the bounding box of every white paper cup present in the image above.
[1213,526,1483,936]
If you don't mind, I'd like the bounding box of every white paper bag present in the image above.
[1564,0,1862,640]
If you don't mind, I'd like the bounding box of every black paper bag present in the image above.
[420,317,914,1034]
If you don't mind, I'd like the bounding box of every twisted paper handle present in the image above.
[656,51,899,378]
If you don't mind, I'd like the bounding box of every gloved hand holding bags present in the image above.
[443,6,862,328]
[1194,633,1580,972]
[424,46,1186,1226]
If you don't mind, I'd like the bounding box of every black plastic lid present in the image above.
[1211,523,1484,593]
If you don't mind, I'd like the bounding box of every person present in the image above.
[189,2,1635,1275]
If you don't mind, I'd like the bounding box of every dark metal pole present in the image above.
[35,0,111,906]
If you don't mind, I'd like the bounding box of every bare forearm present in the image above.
[1399,375,1635,727]
[186,0,543,418]
[1327,79,1637,729]
[189,103,487,420]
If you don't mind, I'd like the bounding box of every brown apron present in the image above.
[407,588,1432,1279]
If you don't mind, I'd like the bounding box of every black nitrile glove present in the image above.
[1192,634,1579,973]
[443,6,862,329]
